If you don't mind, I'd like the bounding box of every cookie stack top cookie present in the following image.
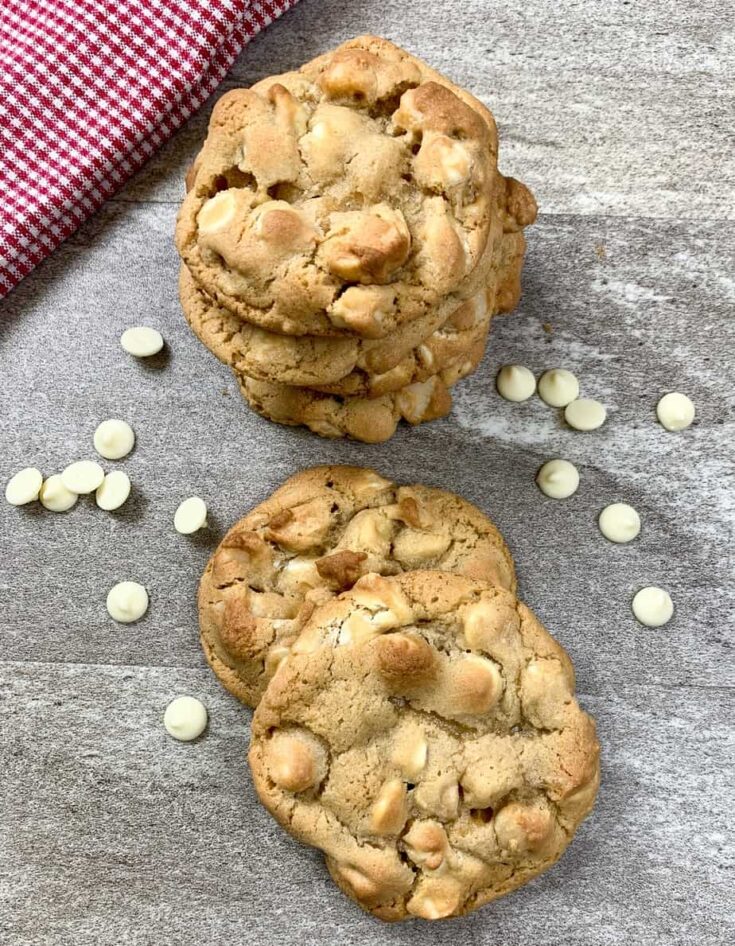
[197,467,600,921]
[175,37,537,442]
[177,36,501,337]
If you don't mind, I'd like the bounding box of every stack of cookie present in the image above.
[176,36,537,442]
[199,466,600,921]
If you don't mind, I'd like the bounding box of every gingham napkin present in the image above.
[0,0,299,299]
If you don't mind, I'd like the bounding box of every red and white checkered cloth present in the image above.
[0,0,299,299]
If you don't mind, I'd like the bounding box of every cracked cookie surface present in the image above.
[236,339,485,442]
[198,466,516,708]
[175,35,505,338]
[249,571,600,921]
[180,263,493,397]
[178,172,534,393]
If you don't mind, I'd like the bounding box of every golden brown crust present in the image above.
[179,263,493,397]
[198,466,516,708]
[175,36,505,338]
[236,363,481,443]
[249,571,600,921]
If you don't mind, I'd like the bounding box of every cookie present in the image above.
[175,35,505,338]
[179,262,493,395]
[236,349,484,442]
[249,571,600,921]
[311,302,491,398]
[198,466,516,708]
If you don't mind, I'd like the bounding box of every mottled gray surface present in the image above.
[1,1,734,944]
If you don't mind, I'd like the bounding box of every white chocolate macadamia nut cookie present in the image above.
[249,570,600,921]
[236,347,484,443]
[179,264,495,399]
[176,36,533,339]
[198,466,516,708]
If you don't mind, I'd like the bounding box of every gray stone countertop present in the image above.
[1,2,733,944]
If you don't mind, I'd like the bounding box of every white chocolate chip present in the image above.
[496,364,536,402]
[61,460,105,495]
[93,419,135,460]
[564,398,607,431]
[599,503,641,543]
[538,368,579,407]
[198,190,237,234]
[163,696,208,742]
[278,557,322,592]
[5,467,43,505]
[536,459,579,499]
[370,779,407,834]
[310,120,328,141]
[392,735,428,780]
[656,392,695,431]
[95,471,131,511]
[39,474,78,512]
[435,138,471,184]
[120,326,164,357]
[174,497,207,534]
[264,645,291,679]
[106,581,149,623]
[632,586,673,627]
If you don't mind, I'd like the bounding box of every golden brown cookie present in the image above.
[312,305,491,398]
[175,36,505,338]
[198,466,516,708]
[179,263,492,395]
[249,571,600,921]
[235,349,484,442]
[177,167,535,387]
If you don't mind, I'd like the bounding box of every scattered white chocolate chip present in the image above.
[564,398,607,431]
[536,459,580,499]
[61,460,105,495]
[95,471,131,511]
[120,326,164,358]
[656,392,695,431]
[599,503,641,543]
[174,496,208,534]
[163,696,208,742]
[496,364,536,402]
[93,419,135,460]
[106,581,149,623]
[632,586,674,627]
[5,467,43,505]
[39,474,78,512]
[538,368,579,407]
